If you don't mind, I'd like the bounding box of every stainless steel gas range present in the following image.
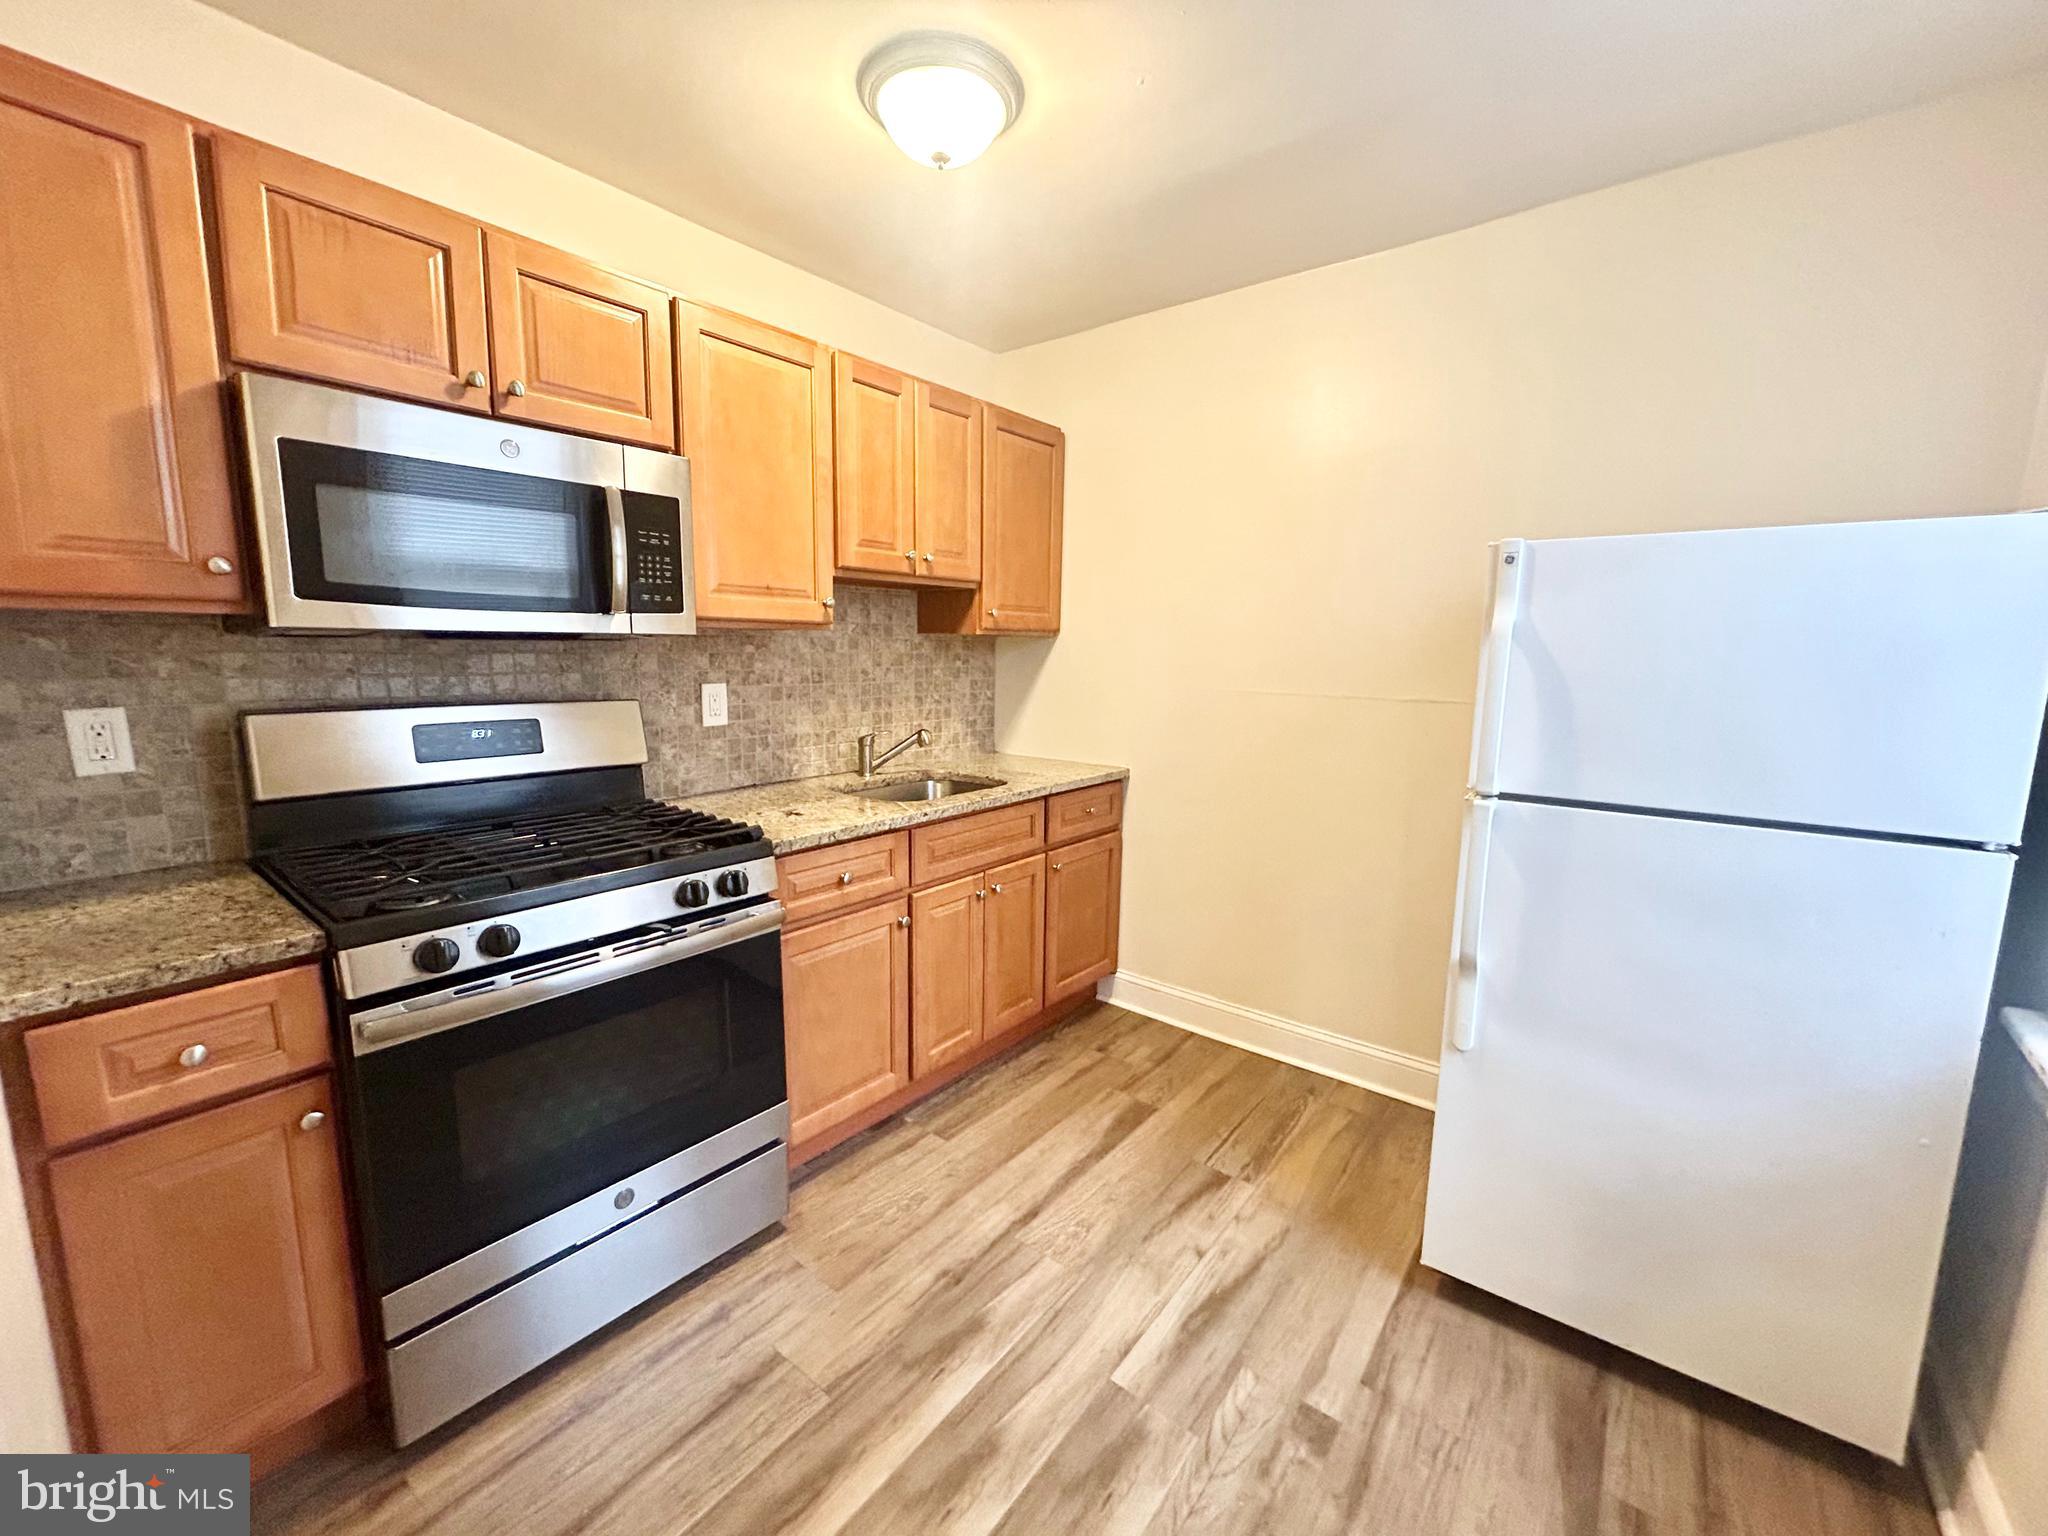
[241,700,787,1445]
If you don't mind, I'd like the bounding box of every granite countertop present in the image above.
[0,864,326,1029]
[685,752,1127,854]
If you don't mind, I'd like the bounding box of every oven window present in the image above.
[345,928,785,1297]
[280,439,609,612]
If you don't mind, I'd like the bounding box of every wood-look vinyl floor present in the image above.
[255,1006,1938,1536]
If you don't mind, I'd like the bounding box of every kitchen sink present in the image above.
[845,774,1006,802]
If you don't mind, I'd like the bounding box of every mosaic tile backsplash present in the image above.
[0,586,994,895]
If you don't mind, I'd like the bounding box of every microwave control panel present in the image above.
[621,492,688,614]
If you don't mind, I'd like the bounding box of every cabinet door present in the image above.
[914,381,982,584]
[484,231,675,447]
[833,353,917,578]
[1046,831,1122,1005]
[982,405,1064,632]
[910,872,986,1077]
[213,135,491,410]
[676,300,834,625]
[983,853,1047,1037]
[49,1076,363,1453]
[783,898,910,1145]
[0,54,243,611]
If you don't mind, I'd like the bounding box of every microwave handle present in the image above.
[604,486,631,615]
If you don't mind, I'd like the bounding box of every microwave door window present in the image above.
[280,439,611,613]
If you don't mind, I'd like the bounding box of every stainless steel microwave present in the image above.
[237,372,694,636]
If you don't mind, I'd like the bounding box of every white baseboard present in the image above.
[1099,970,1439,1110]
[1914,1358,2015,1536]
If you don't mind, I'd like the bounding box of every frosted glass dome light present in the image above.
[857,34,1024,171]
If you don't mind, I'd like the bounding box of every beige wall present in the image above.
[0,0,1010,1454]
[993,68,2048,1085]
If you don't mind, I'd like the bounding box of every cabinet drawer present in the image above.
[1047,780,1124,846]
[26,966,331,1149]
[778,833,911,927]
[911,800,1046,887]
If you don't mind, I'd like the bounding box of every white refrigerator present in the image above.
[1421,512,2048,1460]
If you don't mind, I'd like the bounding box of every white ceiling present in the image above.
[194,0,2048,351]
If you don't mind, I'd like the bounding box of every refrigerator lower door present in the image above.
[1423,797,2011,1459]
[1473,513,2048,845]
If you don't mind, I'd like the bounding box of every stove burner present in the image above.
[259,800,763,924]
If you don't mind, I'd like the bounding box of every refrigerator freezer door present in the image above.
[1472,513,2048,844]
[1423,797,2010,1458]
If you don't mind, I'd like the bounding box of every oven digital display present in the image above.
[412,718,545,763]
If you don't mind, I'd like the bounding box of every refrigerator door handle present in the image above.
[1467,539,1526,793]
[1448,796,1499,1052]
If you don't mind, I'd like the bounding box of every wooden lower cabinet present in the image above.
[983,853,1047,1035]
[47,1075,363,1453]
[909,873,985,1076]
[1047,831,1123,1005]
[782,898,911,1144]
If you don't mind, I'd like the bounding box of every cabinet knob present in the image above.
[974,888,987,900]
[507,379,527,397]
[1051,862,1063,871]
[897,914,910,927]
[1086,806,1099,815]
[991,882,1004,894]
[177,1043,209,1069]
[986,608,998,618]
[465,370,487,389]
[838,871,854,886]
[922,553,935,563]
[299,1111,326,1132]
[902,550,918,560]
[822,597,836,609]
[205,555,234,575]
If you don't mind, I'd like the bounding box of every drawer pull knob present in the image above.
[902,550,917,560]
[205,555,235,575]
[974,888,987,900]
[1052,862,1063,871]
[1086,806,1099,815]
[991,882,1004,894]
[178,1043,209,1069]
[922,553,935,563]
[839,871,854,885]
[897,914,910,927]
[299,1111,326,1132]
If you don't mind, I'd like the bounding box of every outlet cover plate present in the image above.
[701,682,728,728]
[64,707,136,777]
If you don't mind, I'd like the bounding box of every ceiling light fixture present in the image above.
[856,32,1023,171]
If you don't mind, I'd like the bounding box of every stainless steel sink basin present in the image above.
[845,774,1006,802]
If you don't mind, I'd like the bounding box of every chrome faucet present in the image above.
[858,726,931,779]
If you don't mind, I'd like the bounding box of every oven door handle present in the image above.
[349,902,783,1056]
[604,486,631,616]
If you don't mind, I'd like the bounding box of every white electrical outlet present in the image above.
[701,682,728,727]
[63,707,137,777]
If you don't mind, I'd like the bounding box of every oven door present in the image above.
[239,370,633,635]
[342,904,786,1337]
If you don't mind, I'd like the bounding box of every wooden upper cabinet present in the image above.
[213,136,491,410]
[49,1076,363,1453]
[982,406,1064,632]
[1047,830,1123,1006]
[0,52,244,612]
[676,300,834,625]
[484,231,675,448]
[782,898,910,1146]
[915,382,983,584]
[834,353,917,578]
[983,852,1047,1037]
[910,872,986,1077]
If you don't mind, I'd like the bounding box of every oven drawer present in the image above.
[27,966,331,1149]
[911,800,1046,887]
[1047,780,1124,846]
[778,833,911,927]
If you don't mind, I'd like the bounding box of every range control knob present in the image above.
[715,869,750,899]
[413,937,461,975]
[676,878,711,909]
[476,924,521,958]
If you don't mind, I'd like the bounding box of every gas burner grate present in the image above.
[261,800,762,921]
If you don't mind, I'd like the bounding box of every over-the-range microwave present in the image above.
[237,372,694,636]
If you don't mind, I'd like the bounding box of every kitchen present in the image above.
[3,2,2048,1534]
